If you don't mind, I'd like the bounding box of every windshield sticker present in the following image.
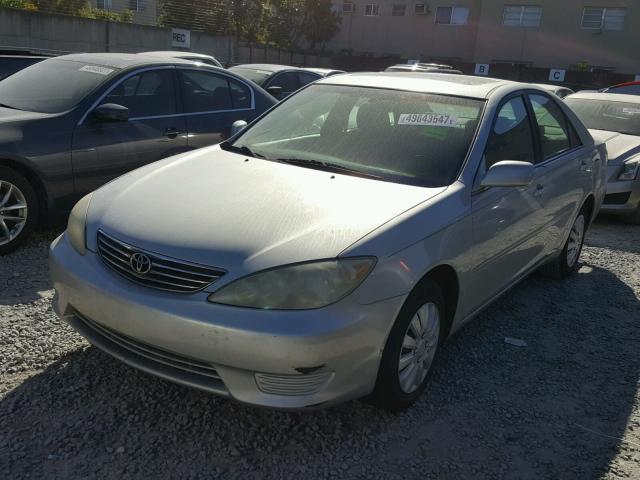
[79,65,114,76]
[622,107,640,115]
[398,113,458,127]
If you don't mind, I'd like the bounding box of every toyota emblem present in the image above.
[129,252,152,275]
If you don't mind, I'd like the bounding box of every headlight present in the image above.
[207,257,376,310]
[618,161,639,181]
[67,193,93,255]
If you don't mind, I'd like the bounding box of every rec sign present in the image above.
[171,28,191,48]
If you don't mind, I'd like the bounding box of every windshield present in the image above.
[0,59,118,113]
[229,67,272,85]
[565,98,640,136]
[229,84,484,187]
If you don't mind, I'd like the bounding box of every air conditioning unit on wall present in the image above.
[415,3,431,16]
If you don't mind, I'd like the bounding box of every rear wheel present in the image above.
[371,280,445,411]
[540,209,587,279]
[0,167,38,255]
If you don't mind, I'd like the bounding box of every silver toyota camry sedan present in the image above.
[50,73,606,411]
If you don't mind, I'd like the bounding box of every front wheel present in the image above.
[370,280,445,411]
[540,209,587,279]
[0,167,38,255]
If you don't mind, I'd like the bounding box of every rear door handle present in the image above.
[163,127,181,139]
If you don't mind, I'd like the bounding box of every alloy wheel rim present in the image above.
[566,214,585,268]
[0,180,28,246]
[398,302,440,394]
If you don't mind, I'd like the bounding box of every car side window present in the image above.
[298,72,320,88]
[269,72,299,93]
[228,78,252,109]
[104,69,176,118]
[179,70,233,113]
[485,96,536,168]
[529,94,572,160]
[609,85,640,95]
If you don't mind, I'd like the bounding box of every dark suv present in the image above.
[0,53,276,253]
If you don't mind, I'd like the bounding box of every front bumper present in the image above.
[600,165,640,215]
[49,233,404,409]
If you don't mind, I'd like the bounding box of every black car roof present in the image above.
[53,53,204,70]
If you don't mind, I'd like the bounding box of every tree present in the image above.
[159,0,228,34]
[229,0,271,43]
[303,0,340,51]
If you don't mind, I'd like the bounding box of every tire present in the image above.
[370,279,445,412]
[0,166,38,255]
[540,208,587,279]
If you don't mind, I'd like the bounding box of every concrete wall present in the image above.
[329,0,640,74]
[0,7,233,63]
[235,44,333,67]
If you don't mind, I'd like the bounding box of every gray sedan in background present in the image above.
[566,92,640,223]
[50,74,605,411]
[0,53,275,253]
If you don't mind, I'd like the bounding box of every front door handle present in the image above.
[163,127,181,139]
[580,159,592,173]
[533,184,544,198]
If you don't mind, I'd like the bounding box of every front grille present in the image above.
[76,313,224,384]
[604,192,632,205]
[97,231,225,293]
[254,372,333,396]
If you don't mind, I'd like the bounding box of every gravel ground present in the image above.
[1,218,639,479]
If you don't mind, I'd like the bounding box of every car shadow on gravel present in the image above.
[0,230,60,306]
[1,260,639,479]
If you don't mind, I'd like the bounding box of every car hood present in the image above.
[86,146,444,278]
[0,106,54,123]
[589,129,640,164]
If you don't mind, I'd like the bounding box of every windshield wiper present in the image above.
[276,158,384,180]
[220,142,265,158]
[0,103,19,110]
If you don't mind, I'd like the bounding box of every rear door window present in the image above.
[179,70,233,113]
[485,96,536,167]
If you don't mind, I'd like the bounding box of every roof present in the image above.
[304,67,346,76]
[566,92,640,104]
[140,51,216,59]
[52,52,202,69]
[318,72,512,99]
[232,64,296,73]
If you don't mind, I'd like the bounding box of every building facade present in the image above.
[329,0,640,74]
[93,0,158,26]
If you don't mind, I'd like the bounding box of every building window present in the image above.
[435,6,469,25]
[582,7,626,30]
[97,0,112,9]
[364,4,380,16]
[129,0,146,11]
[415,3,428,15]
[342,1,354,14]
[392,4,406,16]
[503,5,542,27]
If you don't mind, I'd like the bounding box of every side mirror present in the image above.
[94,103,129,122]
[481,160,535,188]
[266,85,283,96]
[230,120,248,137]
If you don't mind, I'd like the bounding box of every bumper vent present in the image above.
[73,312,227,394]
[97,231,225,293]
[603,192,632,206]
[255,372,333,396]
